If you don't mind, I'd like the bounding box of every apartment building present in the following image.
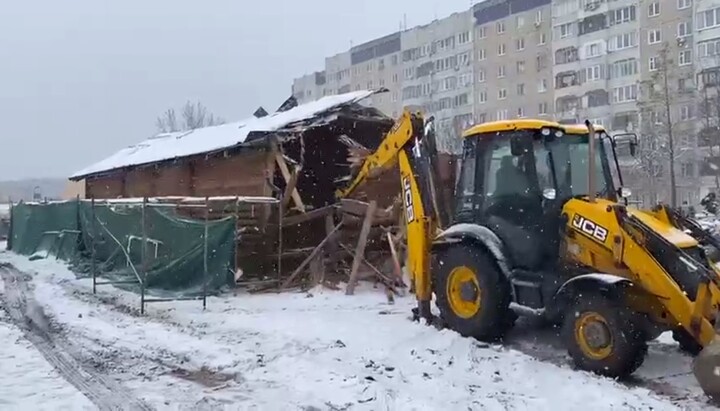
[347,32,405,116]
[696,1,720,198]
[401,11,475,153]
[325,51,352,96]
[473,0,554,124]
[551,0,641,130]
[291,71,328,105]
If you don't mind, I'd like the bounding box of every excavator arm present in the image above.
[336,110,441,320]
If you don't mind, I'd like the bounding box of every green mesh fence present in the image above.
[8,200,237,298]
[9,202,80,257]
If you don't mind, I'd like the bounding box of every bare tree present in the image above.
[637,43,694,207]
[156,101,225,133]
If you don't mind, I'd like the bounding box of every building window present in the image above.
[516,38,525,51]
[585,43,601,58]
[610,58,638,78]
[516,15,525,28]
[586,65,602,81]
[679,50,692,66]
[609,32,637,51]
[498,65,506,78]
[648,29,661,45]
[558,23,572,39]
[517,60,526,73]
[682,162,695,177]
[610,6,636,26]
[458,31,471,45]
[479,90,487,103]
[538,102,548,115]
[678,21,692,37]
[538,32,547,45]
[698,39,720,57]
[649,2,660,17]
[517,83,525,95]
[478,48,486,60]
[678,0,691,10]
[478,26,487,39]
[538,78,548,92]
[680,105,694,121]
[497,21,506,34]
[497,109,509,121]
[478,69,486,82]
[698,7,720,30]
[498,43,506,56]
[536,10,543,24]
[517,107,525,118]
[393,73,399,83]
[499,88,508,99]
[649,56,659,71]
[613,84,638,103]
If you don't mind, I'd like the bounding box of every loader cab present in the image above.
[454,119,618,271]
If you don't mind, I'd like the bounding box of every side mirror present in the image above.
[618,187,632,198]
[424,116,436,139]
[543,188,557,200]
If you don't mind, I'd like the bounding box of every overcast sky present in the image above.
[0,0,472,181]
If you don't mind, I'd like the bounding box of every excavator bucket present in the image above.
[695,339,720,401]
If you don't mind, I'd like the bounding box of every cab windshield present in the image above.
[547,133,616,201]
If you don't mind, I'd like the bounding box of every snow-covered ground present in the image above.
[0,250,716,410]
[0,285,93,410]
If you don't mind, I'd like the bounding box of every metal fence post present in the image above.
[140,197,147,315]
[91,197,97,294]
[203,196,209,310]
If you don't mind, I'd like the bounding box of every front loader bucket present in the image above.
[694,338,720,401]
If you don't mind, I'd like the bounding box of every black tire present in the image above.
[434,243,512,341]
[562,292,648,378]
[672,329,704,356]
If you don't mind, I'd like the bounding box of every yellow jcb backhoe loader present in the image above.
[337,110,720,400]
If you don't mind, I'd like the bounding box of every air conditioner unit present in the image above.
[677,37,686,47]
[534,21,541,28]
[585,2,599,11]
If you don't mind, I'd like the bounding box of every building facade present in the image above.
[291,0,720,206]
[401,11,475,153]
[473,0,554,125]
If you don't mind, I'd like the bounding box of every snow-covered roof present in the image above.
[71,90,382,180]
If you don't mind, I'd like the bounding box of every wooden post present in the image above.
[281,222,342,289]
[275,151,305,213]
[346,200,377,295]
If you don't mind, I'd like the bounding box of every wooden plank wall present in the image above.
[85,150,272,199]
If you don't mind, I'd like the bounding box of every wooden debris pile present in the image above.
[277,198,407,302]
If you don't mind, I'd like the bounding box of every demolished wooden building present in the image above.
[70,90,424,291]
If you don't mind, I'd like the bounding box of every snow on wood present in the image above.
[70,90,382,180]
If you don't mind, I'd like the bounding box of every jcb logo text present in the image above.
[571,214,608,243]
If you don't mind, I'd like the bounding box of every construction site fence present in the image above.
[6,196,279,312]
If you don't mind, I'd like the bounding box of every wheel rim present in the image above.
[574,312,613,360]
[446,266,481,319]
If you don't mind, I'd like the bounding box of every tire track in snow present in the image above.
[0,264,153,411]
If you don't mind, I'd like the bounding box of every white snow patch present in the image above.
[0,253,693,410]
[0,307,93,409]
[70,90,381,179]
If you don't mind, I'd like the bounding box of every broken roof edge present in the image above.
[69,89,389,181]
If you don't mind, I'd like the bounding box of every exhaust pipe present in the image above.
[585,120,596,203]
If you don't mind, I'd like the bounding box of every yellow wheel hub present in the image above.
[446,266,481,319]
[575,312,613,360]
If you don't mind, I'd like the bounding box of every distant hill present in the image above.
[0,178,66,202]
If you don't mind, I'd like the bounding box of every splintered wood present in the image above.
[278,197,406,302]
